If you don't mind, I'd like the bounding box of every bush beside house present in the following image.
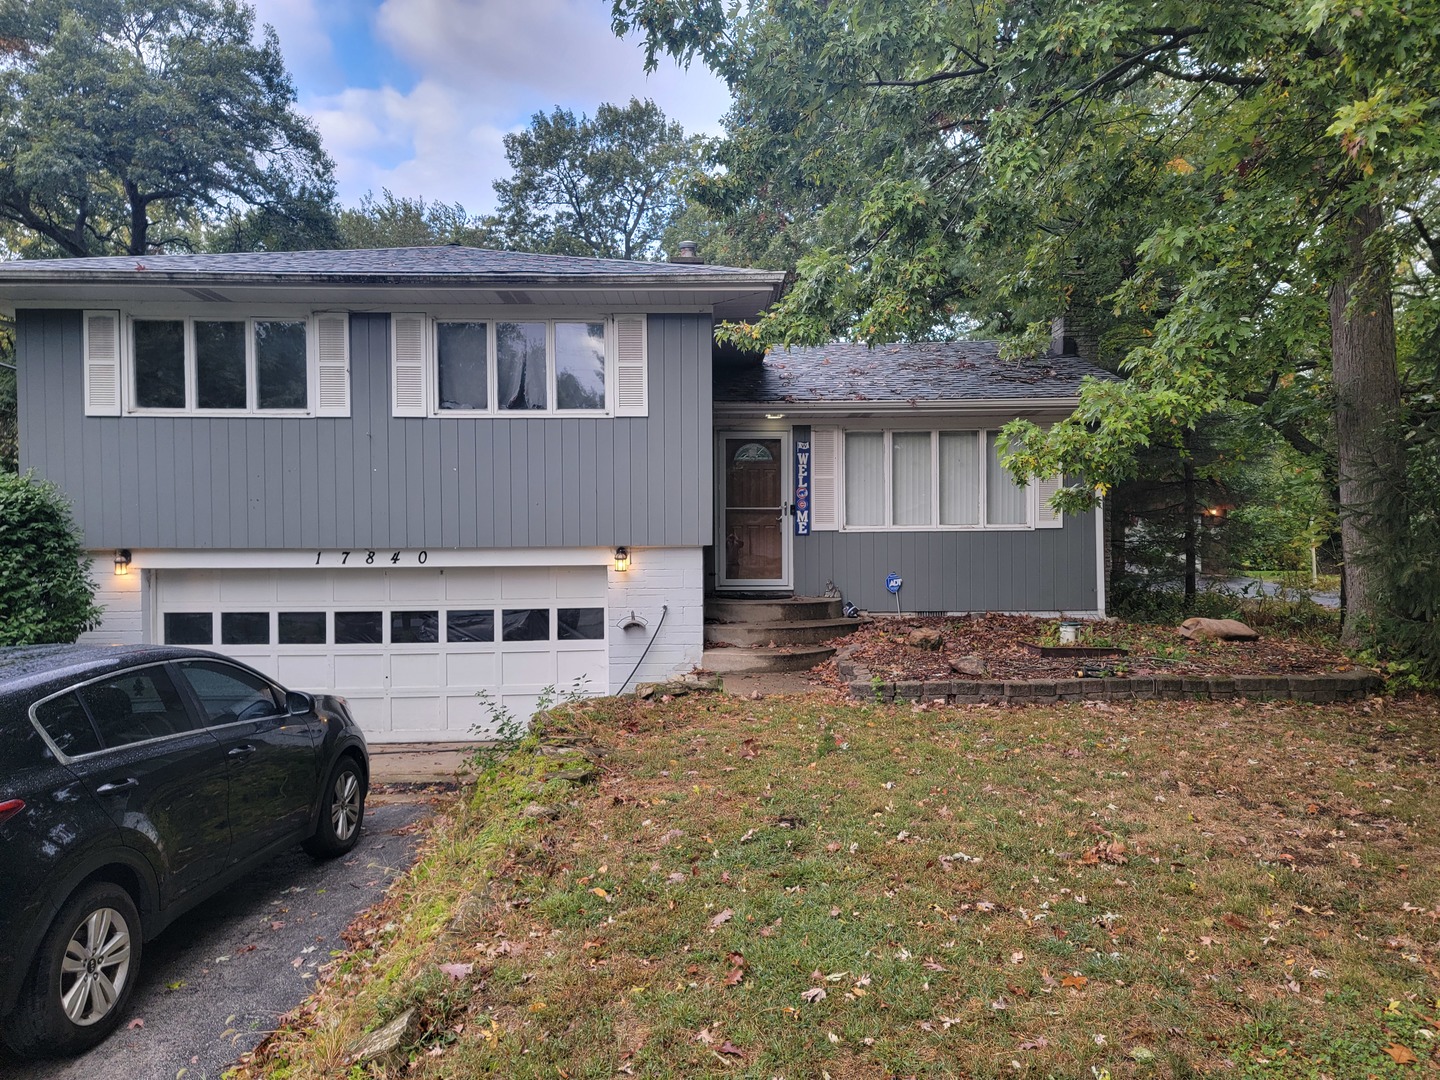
[0,473,101,645]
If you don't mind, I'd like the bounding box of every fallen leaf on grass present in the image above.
[438,963,473,981]
[1222,913,1252,931]
[718,1041,745,1056]
[801,987,827,1003]
[1384,1044,1419,1065]
[1018,1036,1049,1051]
[709,908,733,929]
[1060,975,1088,989]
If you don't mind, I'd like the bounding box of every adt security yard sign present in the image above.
[793,439,811,536]
[886,573,903,594]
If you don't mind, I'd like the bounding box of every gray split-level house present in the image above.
[0,246,1107,742]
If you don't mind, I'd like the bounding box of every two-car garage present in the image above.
[149,564,611,742]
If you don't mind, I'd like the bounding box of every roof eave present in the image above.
[0,268,787,292]
[714,396,1082,417]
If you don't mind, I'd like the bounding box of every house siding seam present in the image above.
[17,309,713,551]
[791,513,1099,614]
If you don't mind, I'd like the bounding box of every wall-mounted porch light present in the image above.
[765,412,786,420]
[613,546,631,572]
[113,549,132,576]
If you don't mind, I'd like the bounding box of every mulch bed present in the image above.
[812,612,1354,685]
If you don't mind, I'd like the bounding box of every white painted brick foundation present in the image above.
[606,547,705,693]
[77,555,145,645]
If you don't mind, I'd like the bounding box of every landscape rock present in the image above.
[347,1008,414,1065]
[1178,617,1260,642]
[906,628,944,651]
[949,654,990,677]
[636,674,724,698]
[522,802,561,820]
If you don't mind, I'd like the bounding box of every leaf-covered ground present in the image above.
[813,613,1352,683]
[240,691,1440,1079]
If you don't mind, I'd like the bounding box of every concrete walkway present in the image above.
[368,741,477,784]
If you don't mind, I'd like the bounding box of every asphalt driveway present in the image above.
[1,791,436,1080]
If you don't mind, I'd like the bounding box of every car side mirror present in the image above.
[286,691,315,716]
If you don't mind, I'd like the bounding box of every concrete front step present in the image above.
[706,596,844,623]
[704,617,860,648]
[701,645,838,674]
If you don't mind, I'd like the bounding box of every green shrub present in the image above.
[0,472,102,644]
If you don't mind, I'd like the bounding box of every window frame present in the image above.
[25,661,205,763]
[839,425,1038,532]
[428,315,616,418]
[126,314,319,417]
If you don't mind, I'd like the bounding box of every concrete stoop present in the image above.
[701,595,862,675]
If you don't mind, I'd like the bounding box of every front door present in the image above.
[717,434,790,590]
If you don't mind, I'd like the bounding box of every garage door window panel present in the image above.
[279,611,327,644]
[165,612,213,645]
[391,610,439,644]
[446,610,494,642]
[176,661,283,726]
[335,611,383,645]
[33,692,103,758]
[502,609,550,642]
[558,608,605,640]
[222,612,271,645]
[78,668,196,748]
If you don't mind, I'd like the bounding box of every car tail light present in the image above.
[0,799,25,826]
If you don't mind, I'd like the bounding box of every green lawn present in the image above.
[238,691,1440,1079]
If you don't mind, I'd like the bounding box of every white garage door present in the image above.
[153,566,608,742]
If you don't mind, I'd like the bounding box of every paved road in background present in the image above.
[1206,576,1341,609]
[1,793,436,1080]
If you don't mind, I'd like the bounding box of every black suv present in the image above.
[0,645,369,1059]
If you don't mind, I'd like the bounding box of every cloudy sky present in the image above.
[246,0,732,216]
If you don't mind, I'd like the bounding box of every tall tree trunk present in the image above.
[1182,450,1198,604]
[1329,203,1402,647]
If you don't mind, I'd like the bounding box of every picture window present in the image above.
[131,316,313,414]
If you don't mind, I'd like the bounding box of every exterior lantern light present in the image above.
[114,549,132,576]
[613,546,631,572]
[1200,505,1231,528]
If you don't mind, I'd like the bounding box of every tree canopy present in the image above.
[613,0,1440,643]
[337,189,499,250]
[0,0,336,256]
[493,97,703,260]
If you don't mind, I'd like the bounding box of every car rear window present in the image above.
[76,668,196,749]
[32,692,103,758]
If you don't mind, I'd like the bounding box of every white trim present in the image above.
[715,398,1081,419]
[124,547,620,571]
[1094,496,1107,618]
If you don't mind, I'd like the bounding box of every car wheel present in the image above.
[3,882,142,1059]
[303,756,366,858]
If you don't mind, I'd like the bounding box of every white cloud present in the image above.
[262,0,732,211]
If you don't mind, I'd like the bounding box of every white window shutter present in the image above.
[83,311,122,416]
[810,425,839,530]
[613,314,648,417]
[1034,472,1064,528]
[313,312,351,417]
[391,313,427,417]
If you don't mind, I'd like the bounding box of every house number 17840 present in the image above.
[314,550,428,566]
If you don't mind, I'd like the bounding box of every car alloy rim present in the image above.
[331,770,361,841]
[60,907,132,1026]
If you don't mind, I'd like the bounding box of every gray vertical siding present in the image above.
[792,514,1099,613]
[17,310,713,550]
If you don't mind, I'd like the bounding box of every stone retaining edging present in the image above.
[838,661,1383,706]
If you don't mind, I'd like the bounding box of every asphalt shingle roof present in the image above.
[714,341,1115,404]
[0,246,772,279]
